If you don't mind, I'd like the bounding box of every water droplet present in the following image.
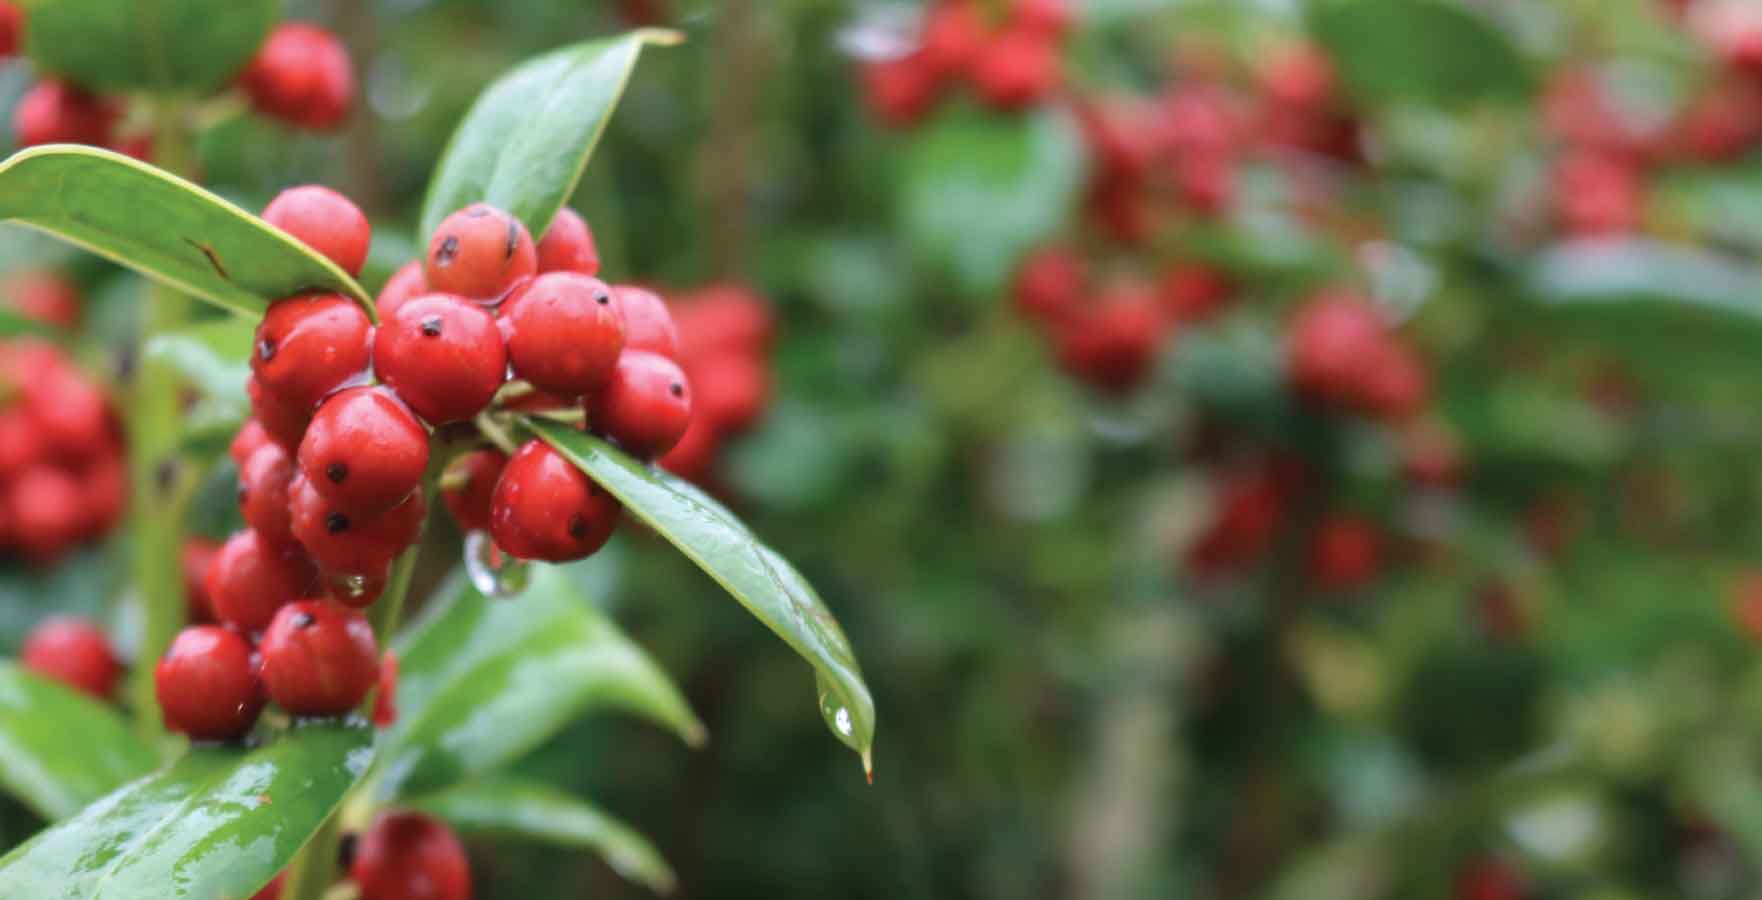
[834,707,852,736]
[464,530,530,599]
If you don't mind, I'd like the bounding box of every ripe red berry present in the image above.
[376,261,428,321]
[659,415,722,482]
[0,2,21,57]
[1175,151,1236,216]
[863,53,941,128]
[251,293,373,413]
[535,208,601,276]
[252,874,284,900]
[1360,338,1430,421]
[77,455,126,539]
[1157,264,1231,324]
[373,651,398,728]
[591,351,693,459]
[0,410,43,476]
[289,475,425,579]
[206,529,317,632]
[490,439,620,562]
[13,80,117,147]
[229,419,273,469]
[1286,292,1387,409]
[1012,0,1073,36]
[1306,516,1382,591]
[351,812,472,900]
[687,351,768,435]
[262,185,372,277]
[612,285,680,359]
[374,293,507,424]
[182,537,221,623]
[920,1,985,79]
[1014,246,1085,324]
[501,273,625,398]
[1453,857,1529,900]
[259,600,379,716]
[21,617,119,698]
[1553,152,1644,237]
[2,271,81,328]
[1053,285,1168,394]
[441,449,506,534]
[674,285,773,358]
[9,466,85,564]
[298,387,429,516]
[239,443,299,548]
[424,203,537,301]
[155,625,265,741]
[972,28,1061,111]
[25,363,112,460]
[1187,465,1291,574]
[239,23,355,131]
[248,375,313,453]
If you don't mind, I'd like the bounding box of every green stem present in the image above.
[369,540,420,652]
[278,810,343,900]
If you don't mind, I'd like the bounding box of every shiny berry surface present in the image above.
[612,284,679,359]
[251,293,372,413]
[206,529,317,632]
[490,439,620,562]
[441,449,506,534]
[374,293,507,424]
[536,207,601,276]
[592,351,693,459]
[424,203,537,301]
[155,626,265,741]
[502,273,625,398]
[263,185,372,276]
[298,388,429,517]
[260,600,379,716]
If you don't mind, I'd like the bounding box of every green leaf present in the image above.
[529,421,877,775]
[1308,0,1531,107]
[0,146,374,318]
[25,0,275,93]
[0,662,158,821]
[0,722,372,900]
[142,316,253,449]
[0,307,58,337]
[420,29,682,241]
[407,777,675,894]
[900,104,1086,297]
[379,565,703,799]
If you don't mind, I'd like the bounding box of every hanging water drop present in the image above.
[464,530,531,598]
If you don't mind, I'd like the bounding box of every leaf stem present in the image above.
[278,808,343,900]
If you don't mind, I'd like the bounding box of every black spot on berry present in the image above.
[594,289,610,305]
[419,316,443,337]
[669,382,684,398]
[435,236,460,266]
[292,612,316,629]
[568,515,590,539]
[504,219,520,260]
[325,512,350,533]
[257,338,277,362]
[326,462,348,484]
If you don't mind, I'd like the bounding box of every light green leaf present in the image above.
[0,662,158,821]
[25,0,276,93]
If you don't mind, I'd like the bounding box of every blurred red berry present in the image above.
[240,23,355,130]
[1,271,81,328]
[972,28,1061,111]
[21,617,118,698]
[1306,516,1382,591]
[13,81,117,147]
[352,812,472,900]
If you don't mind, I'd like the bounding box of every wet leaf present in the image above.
[0,662,158,821]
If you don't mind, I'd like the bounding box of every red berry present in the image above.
[1,271,81,328]
[1306,516,1382,591]
[239,443,299,548]
[1360,338,1430,421]
[1157,264,1232,324]
[298,387,429,516]
[206,529,317,632]
[535,208,601,276]
[863,53,941,128]
[373,651,398,728]
[674,285,773,358]
[972,28,1061,111]
[1176,151,1236,216]
[920,1,986,79]
[182,537,221,623]
[155,625,265,741]
[77,454,126,539]
[376,261,428,322]
[1077,97,1158,185]
[1553,152,1644,238]
[21,617,118,698]
[440,449,506,534]
[9,466,84,564]
[424,203,537,302]
[259,600,378,716]
[351,812,472,900]
[1259,41,1337,110]
[1014,246,1085,324]
[1012,0,1073,36]
[1053,285,1168,393]
[687,350,769,435]
[240,23,355,131]
[0,2,21,57]
[1286,292,1387,410]
[1453,858,1529,900]
[289,475,425,579]
[13,80,117,147]
[374,293,507,424]
[248,375,312,452]
[501,273,625,398]
[592,351,693,459]
[659,415,721,482]
[251,293,373,413]
[1187,465,1290,574]
[612,285,680,359]
[24,363,112,461]
[1162,84,1242,155]
[0,410,44,476]
[230,419,273,469]
[262,185,372,277]
[252,874,285,900]
[490,440,620,562]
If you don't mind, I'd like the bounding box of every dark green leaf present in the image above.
[0,722,372,900]
[900,105,1086,297]
[0,662,158,821]
[420,29,681,241]
[1308,0,1531,107]
[0,146,373,318]
[25,0,275,93]
[407,777,674,894]
[379,565,702,799]
[530,421,876,774]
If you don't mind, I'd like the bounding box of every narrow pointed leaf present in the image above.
[379,566,702,799]
[25,0,275,93]
[0,722,373,900]
[408,778,675,894]
[420,29,682,240]
[0,662,158,821]
[530,421,876,773]
[0,146,374,318]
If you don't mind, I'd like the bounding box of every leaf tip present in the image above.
[635,27,687,47]
[862,748,874,785]
[683,719,709,749]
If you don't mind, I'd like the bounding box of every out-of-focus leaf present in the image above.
[142,317,253,449]
[1308,0,1531,107]
[379,566,703,799]
[0,722,372,900]
[0,549,121,655]
[0,146,373,318]
[25,0,274,93]
[0,662,157,821]
[530,421,876,775]
[900,105,1086,297]
[408,777,675,894]
[420,29,681,240]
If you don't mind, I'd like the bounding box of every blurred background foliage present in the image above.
[16,0,1762,898]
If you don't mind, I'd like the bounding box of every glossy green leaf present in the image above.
[25,0,275,93]
[0,146,374,318]
[900,104,1086,297]
[1308,0,1531,107]
[408,777,675,894]
[420,29,682,240]
[0,722,372,900]
[143,316,253,448]
[378,566,703,799]
[0,662,158,821]
[530,421,876,774]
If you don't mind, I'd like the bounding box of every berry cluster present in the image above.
[8,17,352,153]
[20,616,119,698]
[862,0,1072,126]
[656,283,776,481]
